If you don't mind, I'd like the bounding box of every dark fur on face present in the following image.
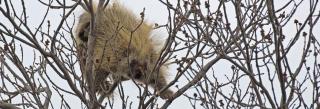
[129,59,147,79]
[78,22,90,42]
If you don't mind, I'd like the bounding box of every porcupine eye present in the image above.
[78,22,90,42]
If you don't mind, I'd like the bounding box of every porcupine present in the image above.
[74,2,173,99]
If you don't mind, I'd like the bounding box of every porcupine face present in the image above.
[126,50,161,84]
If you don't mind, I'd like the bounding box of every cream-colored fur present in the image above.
[75,2,173,99]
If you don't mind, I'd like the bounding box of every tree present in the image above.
[0,0,320,109]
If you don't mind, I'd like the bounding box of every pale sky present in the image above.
[1,0,319,108]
